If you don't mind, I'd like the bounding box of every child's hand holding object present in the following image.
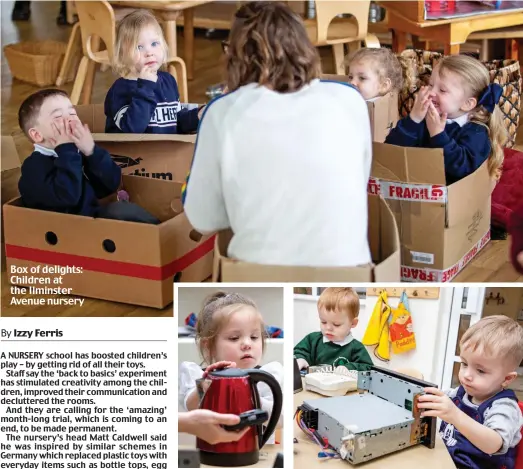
[417,387,458,423]
[202,360,237,379]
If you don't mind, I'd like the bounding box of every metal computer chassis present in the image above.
[298,367,437,464]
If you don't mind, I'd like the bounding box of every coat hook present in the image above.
[413,290,418,297]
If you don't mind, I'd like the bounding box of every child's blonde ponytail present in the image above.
[469,106,507,181]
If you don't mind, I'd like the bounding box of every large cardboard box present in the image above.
[3,177,214,308]
[212,195,400,282]
[1,137,22,269]
[76,104,196,182]
[369,143,492,283]
[321,74,399,143]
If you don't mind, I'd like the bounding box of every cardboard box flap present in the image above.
[213,235,375,281]
[93,133,196,143]
[121,175,181,222]
[76,104,197,143]
[75,104,106,133]
[367,92,399,140]
[446,162,491,227]
[2,136,22,171]
[374,198,401,281]
[372,143,446,185]
[212,195,400,282]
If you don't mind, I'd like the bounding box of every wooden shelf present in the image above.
[366,287,440,299]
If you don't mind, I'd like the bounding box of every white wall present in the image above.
[177,286,284,329]
[293,288,453,385]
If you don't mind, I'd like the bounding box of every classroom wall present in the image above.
[293,288,453,385]
[177,286,284,329]
[482,287,523,323]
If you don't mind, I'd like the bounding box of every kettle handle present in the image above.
[247,369,283,449]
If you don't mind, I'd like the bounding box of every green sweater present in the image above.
[294,332,373,371]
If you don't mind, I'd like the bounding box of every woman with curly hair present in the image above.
[183,1,372,268]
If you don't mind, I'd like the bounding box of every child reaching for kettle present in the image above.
[178,291,284,441]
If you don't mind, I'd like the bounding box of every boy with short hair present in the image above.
[418,315,523,469]
[17,89,158,223]
[294,287,373,371]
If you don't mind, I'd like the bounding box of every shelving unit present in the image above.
[293,287,367,302]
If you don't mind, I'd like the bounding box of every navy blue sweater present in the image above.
[19,143,122,217]
[104,71,199,134]
[385,116,491,185]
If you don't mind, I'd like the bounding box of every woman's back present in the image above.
[184,79,372,267]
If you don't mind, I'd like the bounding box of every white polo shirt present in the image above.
[184,79,372,267]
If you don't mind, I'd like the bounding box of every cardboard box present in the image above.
[1,137,22,269]
[75,104,196,182]
[3,177,214,308]
[212,195,400,282]
[321,74,399,143]
[369,143,492,283]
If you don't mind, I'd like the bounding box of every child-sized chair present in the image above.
[68,0,115,105]
[304,0,380,75]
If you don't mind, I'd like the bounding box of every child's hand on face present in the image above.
[68,120,95,156]
[198,105,206,120]
[49,118,73,148]
[202,361,237,379]
[417,387,458,424]
[139,65,158,83]
[426,102,447,137]
[410,86,431,124]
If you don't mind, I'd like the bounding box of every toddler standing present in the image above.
[386,55,507,184]
[105,10,202,134]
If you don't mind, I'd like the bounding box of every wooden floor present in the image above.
[1,1,522,317]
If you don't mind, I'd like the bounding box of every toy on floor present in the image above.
[295,366,437,464]
[304,365,358,397]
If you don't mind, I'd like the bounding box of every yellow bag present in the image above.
[362,291,391,361]
[389,292,416,354]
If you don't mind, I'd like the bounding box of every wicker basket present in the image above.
[4,40,78,87]
[398,50,521,148]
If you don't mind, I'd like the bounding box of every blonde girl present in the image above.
[104,9,202,134]
[386,54,506,184]
[178,292,284,434]
[345,47,415,101]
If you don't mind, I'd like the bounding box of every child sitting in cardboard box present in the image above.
[294,288,373,371]
[345,47,414,102]
[385,55,506,185]
[104,10,204,134]
[17,89,159,224]
[418,315,523,469]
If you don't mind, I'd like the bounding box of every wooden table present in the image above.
[294,386,456,468]
[109,1,213,80]
[381,1,523,55]
[178,444,281,468]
